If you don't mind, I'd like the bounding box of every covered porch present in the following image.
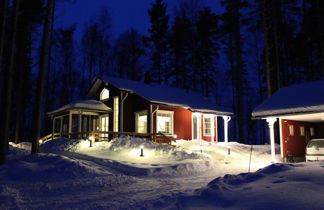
[47,100,111,140]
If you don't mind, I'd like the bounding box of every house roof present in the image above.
[252,80,324,118]
[48,100,111,116]
[89,76,233,115]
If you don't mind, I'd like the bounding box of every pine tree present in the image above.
[0,0,8,165]
[113,28,145,81]
[196,8,219,98]
[1,0,20,164]
[14,0,43,143]
[147,0,170,84]
[169,15,191,89]
[0,0,7,75]
[31,0,55,154]
[261,0,281,96]
[221,0,249,143]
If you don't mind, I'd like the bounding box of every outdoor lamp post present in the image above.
[140,145,144,157]
[88,136,93,147]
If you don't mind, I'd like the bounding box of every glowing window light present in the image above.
[100,88,109,100]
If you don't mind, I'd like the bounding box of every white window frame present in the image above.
[99,114,109,138]
[135,110,148,133]
[203,115,212,136]
[113,96,119,132]
[100,88,109,101]
[156,110,174,135]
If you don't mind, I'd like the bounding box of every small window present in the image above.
[100,88,109,100]
[300,126,305,136]
[156,110,174,135]
[310,127,315,137]
[288,125,294,136]
[135,110,147,133]
[203,116,211,136]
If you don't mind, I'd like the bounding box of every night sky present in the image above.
[56,0,223,38]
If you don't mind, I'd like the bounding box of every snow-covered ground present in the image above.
[1,138,323,209]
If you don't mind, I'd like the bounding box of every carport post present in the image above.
[223,116,231,154]
[266,117,277,162]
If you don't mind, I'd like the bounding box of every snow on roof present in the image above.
[252,80,324,118]
[48,100,111,115]
[100,76,233,115]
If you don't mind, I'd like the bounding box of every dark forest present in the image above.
[1,0,324,164]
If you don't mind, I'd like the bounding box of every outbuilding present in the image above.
[252,80,324,162]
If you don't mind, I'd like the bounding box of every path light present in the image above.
[140,145,144,157]
[227,145,231,155]
[88,136,93,147]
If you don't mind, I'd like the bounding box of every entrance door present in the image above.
[193,114,201,140]
[100,115,109,139]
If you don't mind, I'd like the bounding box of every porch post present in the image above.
[52,117,55,140]
[78,113,82,131]
[223,116,231,144]
[60,116,63,133]
[223,116,231,155]
[149,104,153,133]
[211,115,215,144]
[78,113,82,138]
[68,111,72,138]
[266,117,277,162]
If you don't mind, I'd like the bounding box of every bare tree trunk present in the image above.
[0,0,19,165]
[0,0,7,74]
[316,0,324,78]
[262,0,280,97]
[31,0,54,154]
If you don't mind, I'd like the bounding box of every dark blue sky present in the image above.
[56,0,222,38]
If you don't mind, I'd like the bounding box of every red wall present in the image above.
[281,119,324,158]
[153,105,218,141]
[153,105,192,140]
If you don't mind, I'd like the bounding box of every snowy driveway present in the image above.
[0,138,278,209]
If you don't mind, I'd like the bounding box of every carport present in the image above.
[252,80,324,162]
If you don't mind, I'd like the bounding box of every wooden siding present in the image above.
[280,119,324,158]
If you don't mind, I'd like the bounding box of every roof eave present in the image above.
[252,109,324,120]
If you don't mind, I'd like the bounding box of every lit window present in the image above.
[157,110,173,135]
[135,111,147,133]
[288,125,294,136]
[204,116,211,136]
[100,88,109,100]
[310,127,315,136]
[300,126,305,136]
[113,97,119,132]
[100,115,109,138]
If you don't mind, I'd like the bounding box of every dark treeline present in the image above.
[1,0,324,163]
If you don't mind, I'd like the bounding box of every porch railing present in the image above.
[39,131,176,145]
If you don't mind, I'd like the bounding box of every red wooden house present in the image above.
[48,76,233,143]
[252,80,324,162]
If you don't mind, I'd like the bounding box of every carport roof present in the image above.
[252,80,324,119]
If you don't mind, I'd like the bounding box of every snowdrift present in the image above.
[152,162,324,209]
[41,137,213,177]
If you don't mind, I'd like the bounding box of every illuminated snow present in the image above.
[1,138,323,209]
